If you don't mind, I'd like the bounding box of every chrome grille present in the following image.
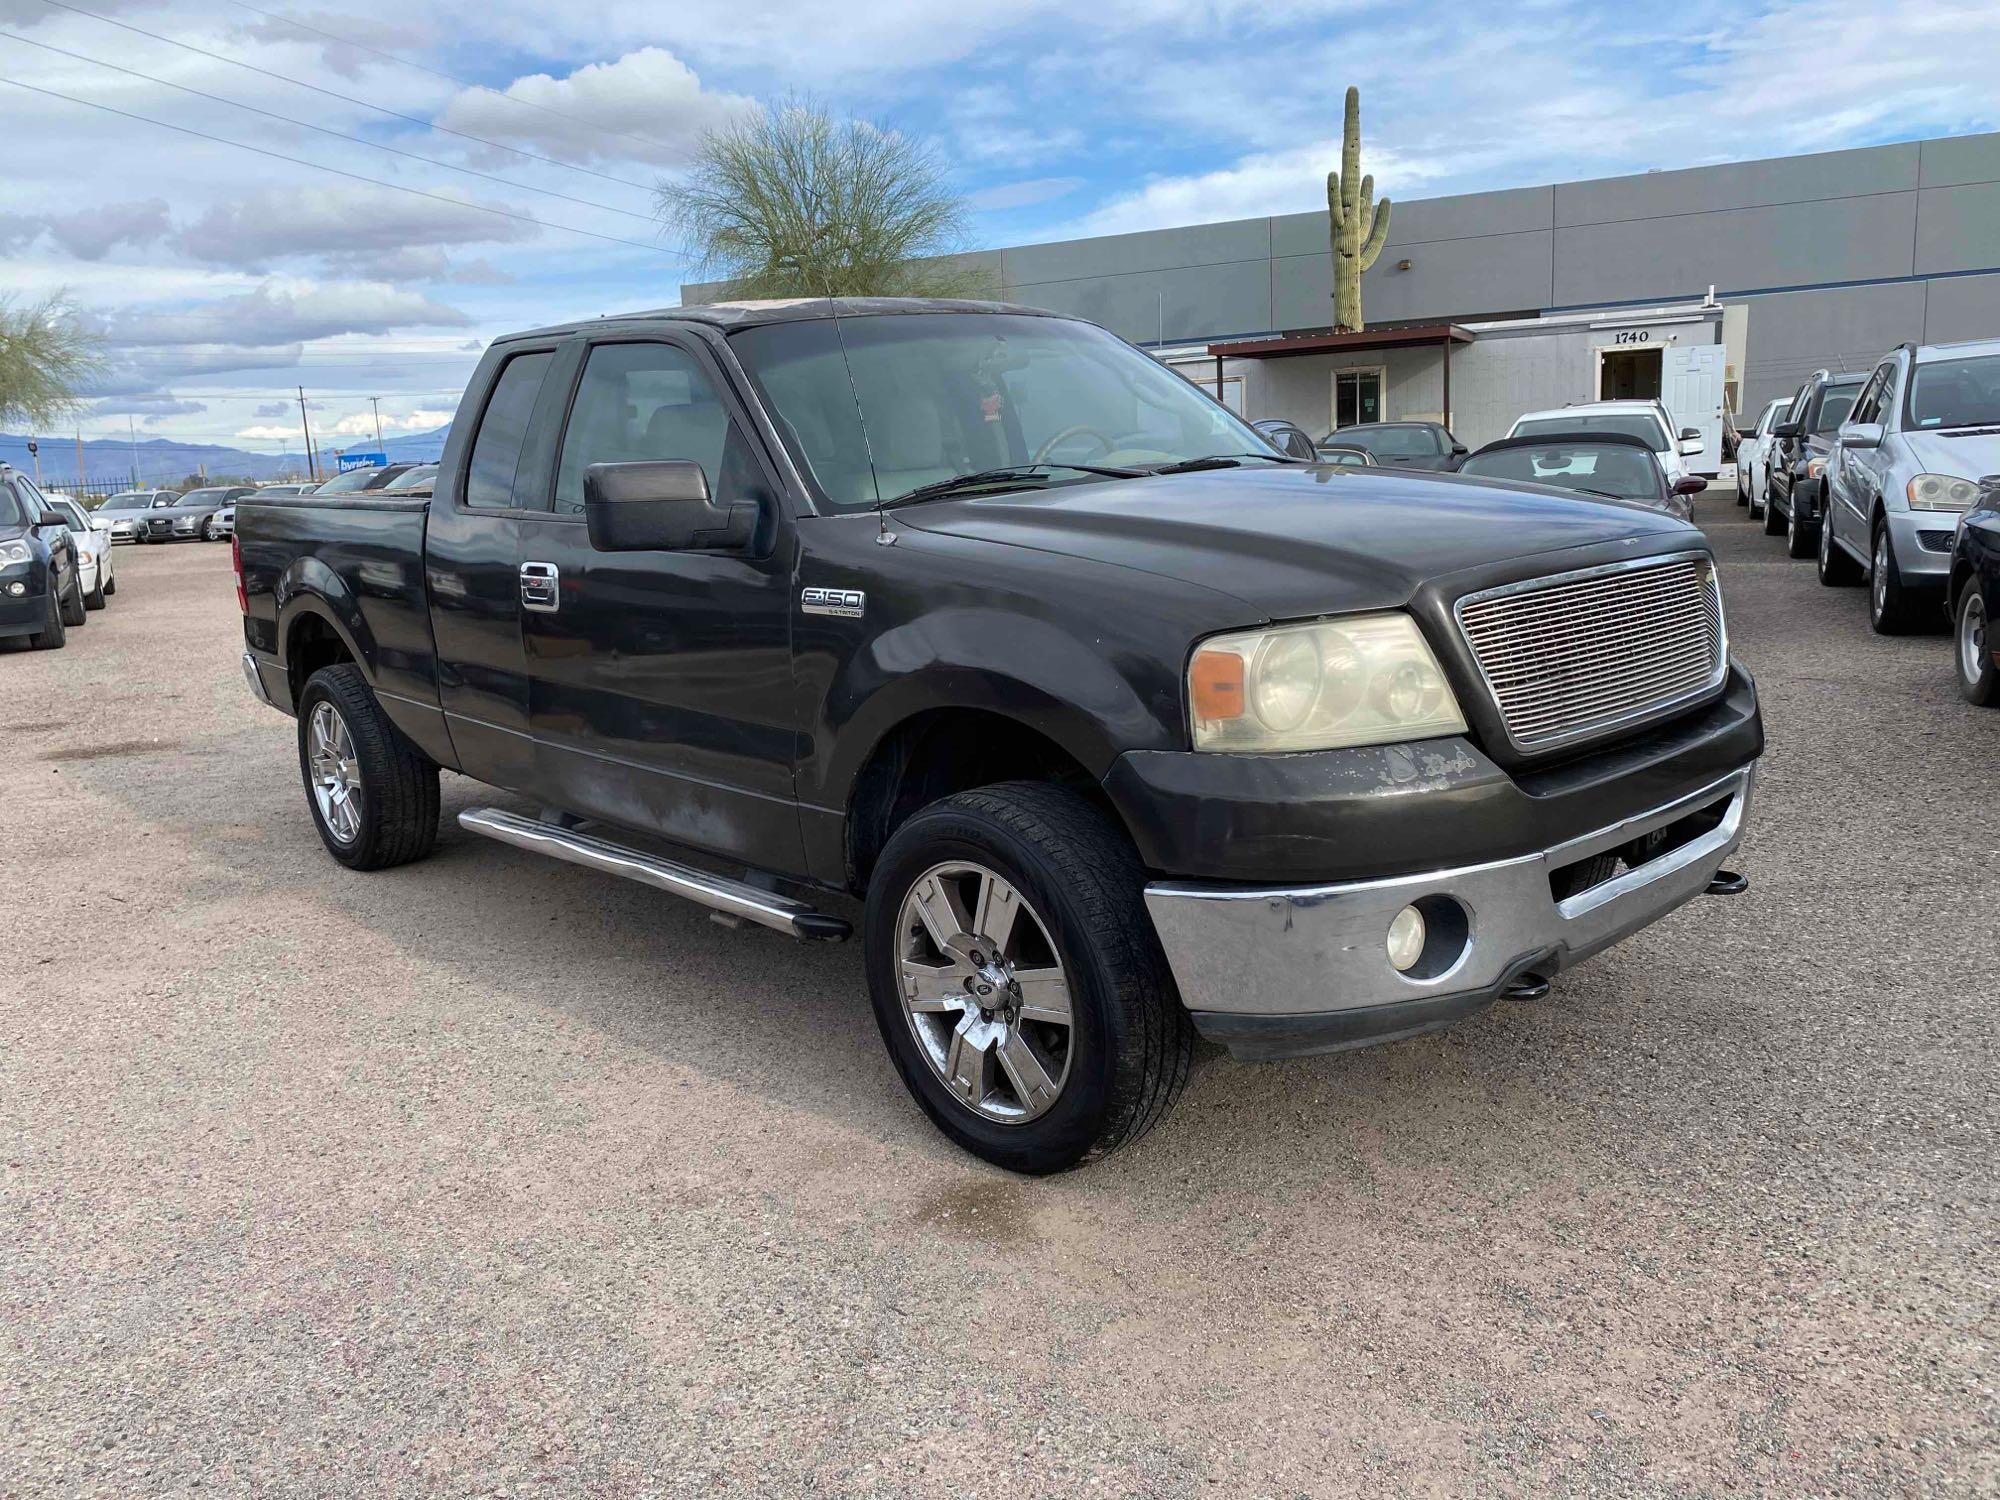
[1456,555,1725,753]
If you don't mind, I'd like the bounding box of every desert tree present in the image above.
[0,291,104,430]
[659,99,989,299]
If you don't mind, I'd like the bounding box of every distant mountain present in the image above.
[1,422,452,488]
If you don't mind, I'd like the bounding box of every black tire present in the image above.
[294,663,440,870]
[103,570,116,597]
[1868,523,1925,635]
[26,586,65,649]
[58,572,86,626]
[864,781,1193,1174]
[1956,581,1998,707]
[1763,486,1786,535]
[1818,506,1862,586]
[1784,491,1817,558]
[1735,471,1749,507]
[83,567,106,610]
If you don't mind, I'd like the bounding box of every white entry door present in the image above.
[1663,343,1726,475]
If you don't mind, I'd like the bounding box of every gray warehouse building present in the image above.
[684,129,2000,461]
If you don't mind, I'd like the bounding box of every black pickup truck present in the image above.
[237,298,1763,1173]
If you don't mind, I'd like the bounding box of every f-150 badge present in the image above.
[801,587,866,618]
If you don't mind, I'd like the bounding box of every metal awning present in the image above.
[1205,323,1476,359]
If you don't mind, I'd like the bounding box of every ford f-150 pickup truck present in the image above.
[237,298,1762,1174]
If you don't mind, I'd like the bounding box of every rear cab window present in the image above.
[464,350,556,508]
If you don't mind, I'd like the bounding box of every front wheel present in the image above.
[1869,525,1925,635]
[1763,487,1787,535]
[26,586,65,649]
[294,664,440,870]
[58,573,86,627]
[83,567,106,610]
[1785,492,1817,558]
[1818,506,1862,585]
[864,782,1193,1174]
[1749,477,1766,520]
[1957,582,1998,706]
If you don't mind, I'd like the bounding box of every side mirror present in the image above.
[1840,422,1883,449]
[1679,426,1702,441]
[1772,420,1801,439]
[1450,442,1469,456]
[1672,475,1708,497]
[583,460,758,554]
[36,510,68,527]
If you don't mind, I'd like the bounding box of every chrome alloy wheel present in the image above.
[1962,588,1989,687]
[895,861,1073,1124]
[307,700,363,844]
[1873,531,1890,619]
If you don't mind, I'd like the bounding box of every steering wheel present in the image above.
[1033,425,1117,465]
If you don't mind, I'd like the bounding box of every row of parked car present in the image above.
[0,465,122,650]
[1731,336,2000,705]
[91,463,442,547]
[1252,396,1711,520]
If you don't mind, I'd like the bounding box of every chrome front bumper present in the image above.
[1144,764,1755,1058]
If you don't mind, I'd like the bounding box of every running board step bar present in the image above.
[456,808,850,942]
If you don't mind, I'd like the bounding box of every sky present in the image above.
[4,0,1999,460]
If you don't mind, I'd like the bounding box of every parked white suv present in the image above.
[1735,396,1792,514]
[1508,401,1705,488]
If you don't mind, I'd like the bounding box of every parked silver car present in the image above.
[1735,396,1791,513]
[1821,338,2000,632]
[94,488,177,542]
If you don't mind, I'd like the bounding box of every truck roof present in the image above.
[498,296,1064,345]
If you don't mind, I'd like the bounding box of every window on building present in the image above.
[1333,369,1382,428]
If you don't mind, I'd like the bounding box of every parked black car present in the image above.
[1765,370,1865,557]
[0,465,87,649]
[1453,432,1708,520]
[1317,420,1467,470]
[1947,478,2000,706]
[238,298,1760,1173]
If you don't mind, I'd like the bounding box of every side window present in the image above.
[1876,360,1902,427]
[1849,371,1883,426]
[14,475,48,516]
[464,350,554,508]
[553,341,756,516]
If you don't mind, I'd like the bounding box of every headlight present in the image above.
[1189,612,1467,752]
[1908,474,1980,512]
[0,540,31,568]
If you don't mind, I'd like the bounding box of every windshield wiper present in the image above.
[1146,452,1305,475]
[877,462,1141,511]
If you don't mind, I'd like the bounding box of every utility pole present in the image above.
[75,431,85,493]
[297,387,318,481]
[369,396,384,450]
[128,416,139,486]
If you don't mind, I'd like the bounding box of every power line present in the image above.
[30,0,660,193]
[0,76,675,256]
[220,0,695,163]
[3,29,657,221]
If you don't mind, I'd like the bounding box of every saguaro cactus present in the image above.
[1327,86,1391,333]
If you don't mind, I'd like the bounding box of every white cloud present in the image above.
[88,394,208,420]
[175,185,542,269]
[436,48,756,167]
[0,199,171,260]
[99,280,471,347]
[966,177,1085,213]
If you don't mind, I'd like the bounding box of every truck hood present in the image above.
[1901,427,2000,476]
[892,465,1690,619]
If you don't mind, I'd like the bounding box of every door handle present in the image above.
[520,561,560,613]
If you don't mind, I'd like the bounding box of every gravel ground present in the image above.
[3,499,1995,1498]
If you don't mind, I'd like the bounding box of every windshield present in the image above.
[382,465,437,490]
[1458,443,1661,500]
[1908,354,2000,430]
[315,465,405,494]
[1757,398,1788,435]
[101,491,147,510]
[181,488,230,504]
[1329,425,1440,457]
[1513,413,1667,450]
[1811,384,1862,434]
[728,312,1270,509]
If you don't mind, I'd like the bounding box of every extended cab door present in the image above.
[426,340,570,791]
[515,331,806,875]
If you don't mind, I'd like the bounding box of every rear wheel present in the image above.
[1957,581,1997,706]
[864,781,1193,1174]
[294,664,440,870]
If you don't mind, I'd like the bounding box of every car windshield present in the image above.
[728,312,1271,509]
[1757,399,1788,435]
[1811,384,1862,434]
[181,488,229,504]
[382,465,437,490]
[1908,354,2000,430]
[315,465,404,494]
[1458,443,1661,500]
[1317,448,1371,466]
[1328,425,1440,457]
[1513,413,1667,450]
[101,492,148,510]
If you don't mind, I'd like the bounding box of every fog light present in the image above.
[1386,904,1427,972]
[5,582,23,596]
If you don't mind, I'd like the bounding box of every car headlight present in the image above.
[1907,474,1980,512]
[1189,612,1467,752]
[0,540,31,568]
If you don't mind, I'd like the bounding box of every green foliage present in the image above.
[0,291,103,429]
[1326,87,1392,333]
[659,98,991,300]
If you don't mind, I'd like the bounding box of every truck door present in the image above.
[515,333,806,876]
[426,342,567,792]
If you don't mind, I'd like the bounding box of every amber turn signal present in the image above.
[1189,649,1245,721]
